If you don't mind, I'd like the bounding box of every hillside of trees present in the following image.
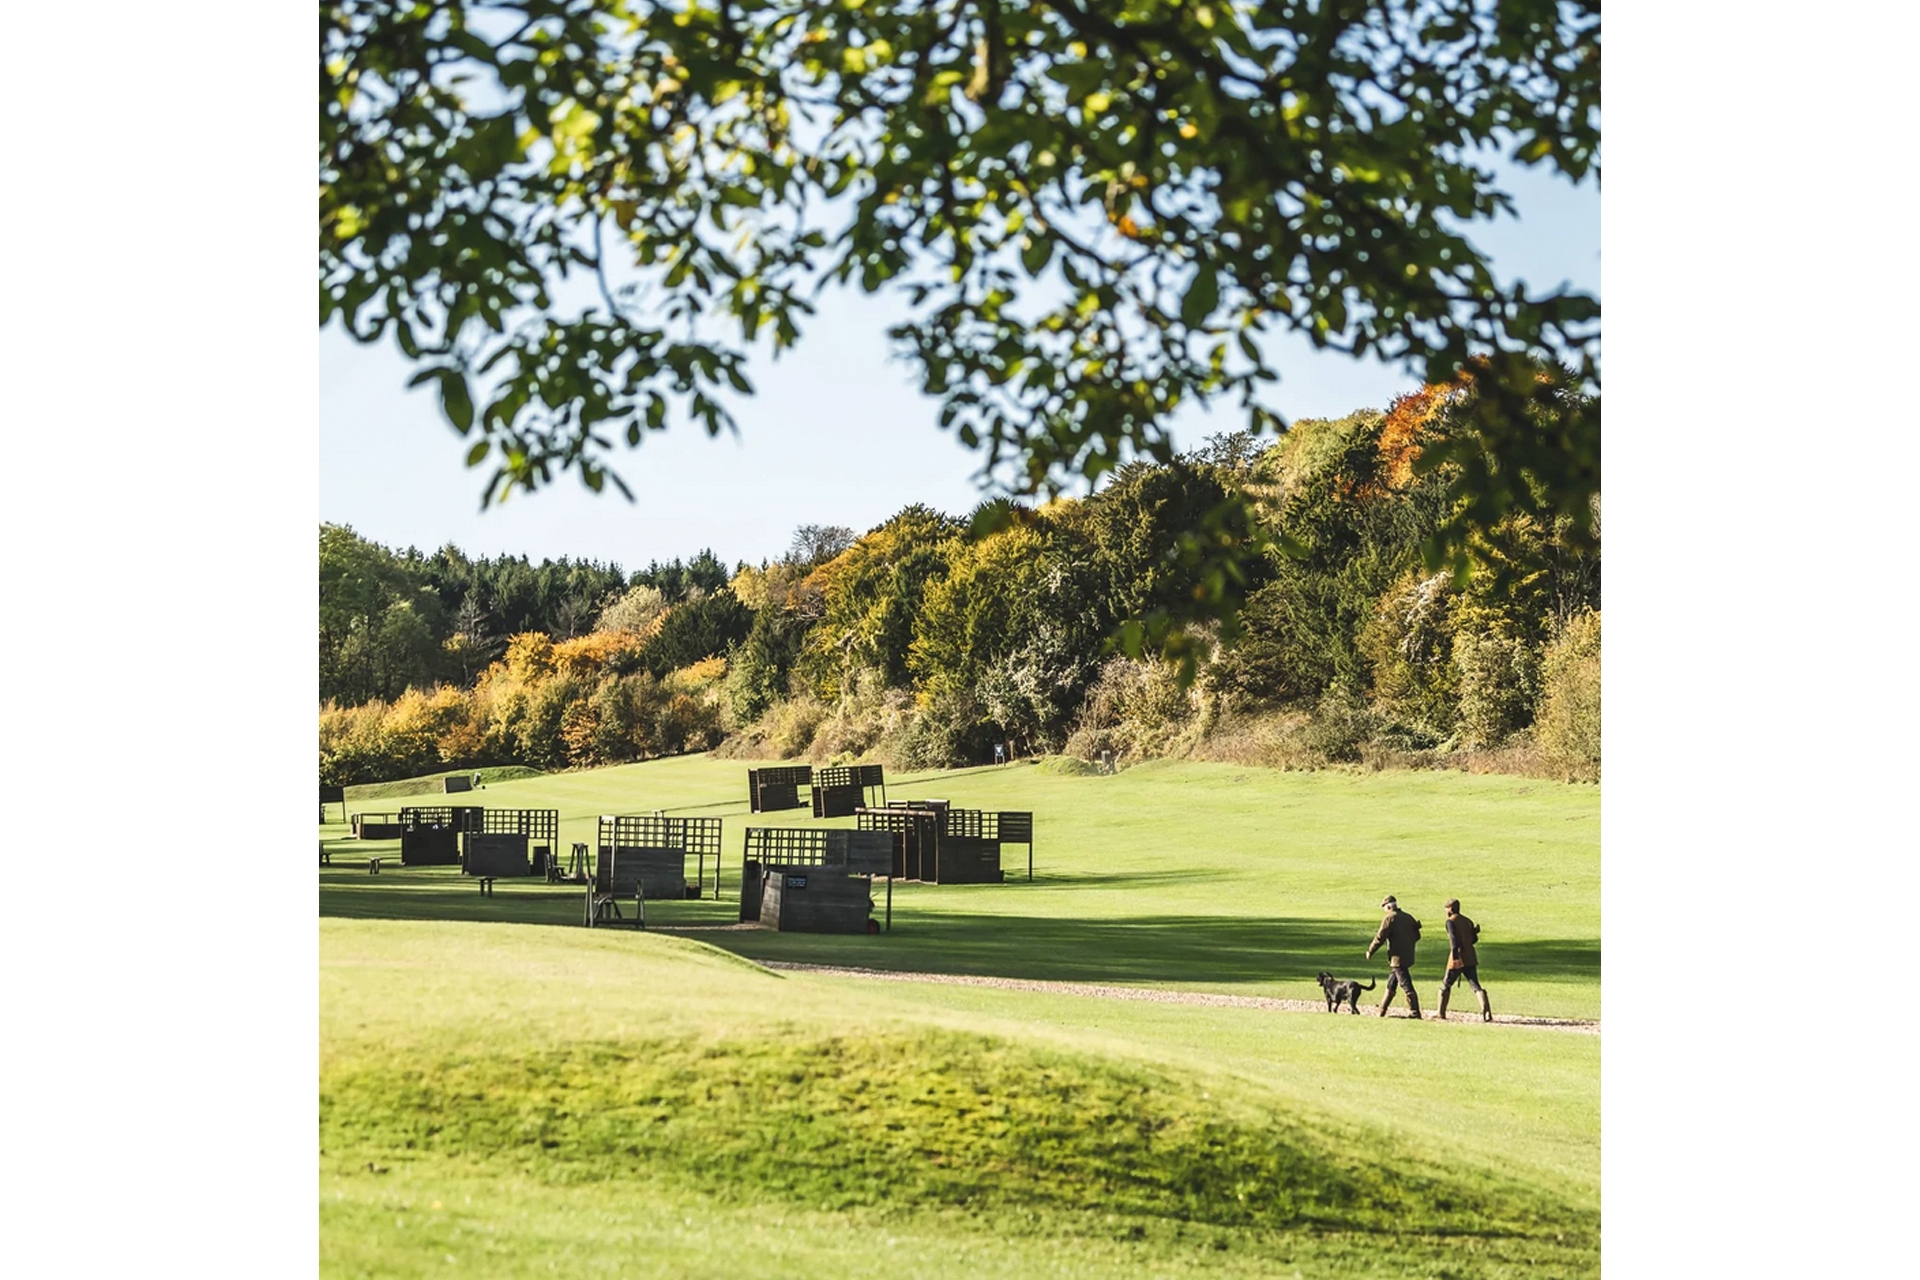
[320,391,1600,787]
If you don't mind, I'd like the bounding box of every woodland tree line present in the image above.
[320,390,1600,787]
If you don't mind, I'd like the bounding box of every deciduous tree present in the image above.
[321,0,1599,616]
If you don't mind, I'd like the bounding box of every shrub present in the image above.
[1358,570,1458,741]
[1535,610,1601,780]
[594,583,668,635]
[895,691,1002,769]
[752,693,831,758]
[319,698,397,786]
[559,697,602,767]
[1063,656,1205,766]
[1302,685,1374,762]
[511,674,581,770]
[805,672,917,764]
[1452,609,1540,749]
[1185,707,1319,771]
[503,632,556,682]
[553,628,652,679]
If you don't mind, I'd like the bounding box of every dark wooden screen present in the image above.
[747,765,814,813]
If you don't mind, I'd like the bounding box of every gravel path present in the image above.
[753,959,1599,1035]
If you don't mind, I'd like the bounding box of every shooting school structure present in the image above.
[857,801,1035,883]
[746,765,813,813]
[397,805,481,866]
[745,763,889,816]
[587,815,726,926]
[739,827,895,933]
[811,764,887,817]
[392,806,560,881]
[462,808,562,890]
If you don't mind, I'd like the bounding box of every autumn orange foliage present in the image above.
[552,623,660,678]
[1377,383,1458,490]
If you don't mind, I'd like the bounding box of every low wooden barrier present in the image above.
[757,866,875,934]
[351,812,404,840]
[463,832,531,879]
[740,826,894,932]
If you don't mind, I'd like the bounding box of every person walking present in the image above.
[1438,898,1493,1022]
[1364,894,1423,1019]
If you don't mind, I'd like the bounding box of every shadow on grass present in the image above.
[1027,868,1233,889]
[707,912,1599,989]
[320,868,1596,990]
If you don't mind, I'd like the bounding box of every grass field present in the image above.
[322,755,1599,1018]
[320,755,1599,1277]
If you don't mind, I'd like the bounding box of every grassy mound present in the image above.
[326,1029,1570,1240]
[343,765,544,802]
[321,918,1593,1273]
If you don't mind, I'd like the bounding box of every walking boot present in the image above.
[1436,988,1451,1021]
[1478,991,1492,1023]
[1405,992,1422,1020]
[1378,996,1392,1017]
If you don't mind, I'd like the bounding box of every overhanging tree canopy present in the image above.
[321,0,1598,623]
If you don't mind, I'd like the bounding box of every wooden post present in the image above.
[885,874,892,932]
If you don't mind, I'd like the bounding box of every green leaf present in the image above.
[465,440,490,467]
[438,370,475,433]
[1180,268,1219,330]
[1515,134,1553,164]
[407,367,475,434]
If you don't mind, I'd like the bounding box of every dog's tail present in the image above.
[1356,977,1376,990]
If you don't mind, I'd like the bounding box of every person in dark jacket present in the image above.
[1364,894,1423,1018]
[1438,898,1492,1022]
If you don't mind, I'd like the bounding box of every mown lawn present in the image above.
[321,755,1599,1019]
[322,921,1598,1279]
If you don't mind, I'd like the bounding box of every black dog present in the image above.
[1316,971,1377,1014]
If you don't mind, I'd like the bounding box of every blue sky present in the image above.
[321,159,1597,572]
